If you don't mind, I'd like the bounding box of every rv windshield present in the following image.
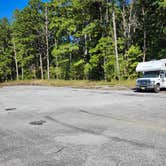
[142,71,160,78]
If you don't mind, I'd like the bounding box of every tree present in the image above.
[111,1,120,80]
[0,0,165,82]
[0,18,12,81]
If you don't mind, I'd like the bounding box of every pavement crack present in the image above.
[79,109,138,122]
[79,109,166,133]
[44,115,155,149]
[45,115,97,135]
[54,147,64,154]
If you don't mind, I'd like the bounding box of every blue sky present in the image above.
[0,0,48,20]
[0,0,29,20]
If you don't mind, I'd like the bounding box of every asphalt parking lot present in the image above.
[0,86,166,166]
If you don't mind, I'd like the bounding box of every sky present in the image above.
[0,0,29,20]
[0,0,48,21]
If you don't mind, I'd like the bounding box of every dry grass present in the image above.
[0,79,136,89]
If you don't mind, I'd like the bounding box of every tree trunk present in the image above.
[55,56,59,79]
[84,33,88,58]
[112,3,120,80]
[106,0,109,25]
[21,66,24,80]
[121,0,128,50]
[54,38,59,79]
[104,51,107,82]
[69,53,72,80]
[39,53,44,80]
[142,5,146,62]
[128,3,132,47]
[45,4,50,80]
[33,67,36,79]
[12,38,19,80]
[143,29,147,62]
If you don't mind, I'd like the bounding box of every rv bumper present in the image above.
[136,85,155,91]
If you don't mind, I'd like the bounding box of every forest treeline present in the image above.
[0,0,166,82]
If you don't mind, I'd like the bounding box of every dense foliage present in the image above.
[0,0,166,82]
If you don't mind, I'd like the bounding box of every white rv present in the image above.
[136,59,166,92]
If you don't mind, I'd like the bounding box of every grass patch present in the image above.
[0,79,136,89]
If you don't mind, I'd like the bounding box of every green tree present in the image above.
[0,18,12,81]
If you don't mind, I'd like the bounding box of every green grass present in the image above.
[0,79,136,89]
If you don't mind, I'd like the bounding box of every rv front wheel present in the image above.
[154,84,160,93]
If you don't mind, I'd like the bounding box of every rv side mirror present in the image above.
[160,71,165,78]
[160,74,165,78]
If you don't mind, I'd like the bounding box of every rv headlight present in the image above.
[150,81,155,85]
[136,80,140,85]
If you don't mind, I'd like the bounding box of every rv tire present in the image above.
[154,84,160,93]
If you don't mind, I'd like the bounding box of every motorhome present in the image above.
[136,59,166,92]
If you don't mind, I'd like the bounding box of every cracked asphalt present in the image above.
[0,86,166,166]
